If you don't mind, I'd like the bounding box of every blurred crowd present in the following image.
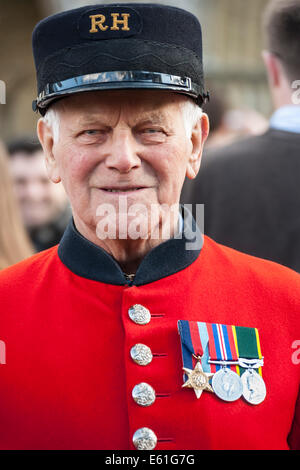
[1,0,300,276]
[181,0,300,273]
[0,136,71,270]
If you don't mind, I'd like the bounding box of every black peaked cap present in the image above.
[32,3,207,114]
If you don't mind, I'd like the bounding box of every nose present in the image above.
[105,129,141,173]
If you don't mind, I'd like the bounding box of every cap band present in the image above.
[33,70,203,112]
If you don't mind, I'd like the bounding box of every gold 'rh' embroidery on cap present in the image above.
[89,13,131,33]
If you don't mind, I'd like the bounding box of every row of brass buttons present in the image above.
[129,304,157,450]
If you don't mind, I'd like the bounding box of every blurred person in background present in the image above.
[221,108,268,142]
[181,90,268,203]
[182,0,300,273]
[202,90,268,150]
[0,140,33,269]
[201,89,231,149]
[7,137,71,252]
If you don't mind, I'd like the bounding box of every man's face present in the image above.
[40,90,207,239]
[9,151,67,229]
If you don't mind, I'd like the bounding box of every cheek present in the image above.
[57,145,96,188]
[146,142,190,205]
[152,142,190,185]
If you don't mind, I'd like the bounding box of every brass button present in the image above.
[132,427,157,450]
[132,383,156,407]
[128,304,151,325]
[130,344,153,366]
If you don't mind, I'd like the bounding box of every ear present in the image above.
[186,112,209,180]
[37,118,61,183]
[262,50,281,88]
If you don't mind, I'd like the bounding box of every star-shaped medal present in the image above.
[182,361,214,399]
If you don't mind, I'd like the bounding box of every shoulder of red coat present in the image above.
[0,245,59,288]
[202,235,300,290]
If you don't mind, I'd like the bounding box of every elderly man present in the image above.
[0,3,300,451]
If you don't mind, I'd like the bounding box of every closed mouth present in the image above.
[101,187,147,193]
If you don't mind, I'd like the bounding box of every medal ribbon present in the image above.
[206,323,239,373]
[177,321,212,377]
[178,321,263,379]
[233,326,263,376]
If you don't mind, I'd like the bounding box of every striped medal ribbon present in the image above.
[177,320,214,399]
[233,326,266,405]
[178,321,266,404]
[206,323,243,402]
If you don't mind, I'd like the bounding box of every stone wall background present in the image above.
[0,0,41,141]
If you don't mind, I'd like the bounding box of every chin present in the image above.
[95,210,152,242]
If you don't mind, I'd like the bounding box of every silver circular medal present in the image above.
[212,368,243,402]
[241,369,266,405]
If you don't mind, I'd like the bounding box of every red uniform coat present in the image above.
[0,221,299,450]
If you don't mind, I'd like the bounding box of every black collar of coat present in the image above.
[58,206,203,286]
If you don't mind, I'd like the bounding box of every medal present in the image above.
[178,321,215,399]
[212,367,243,402]
[178,320,266,406]
[206,323,243,402]
[182,357,214,399]
[241,368,266,405]
[233,326,267,405]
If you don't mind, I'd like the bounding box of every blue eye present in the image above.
[85,130,99,135]
[143,129,165,135]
